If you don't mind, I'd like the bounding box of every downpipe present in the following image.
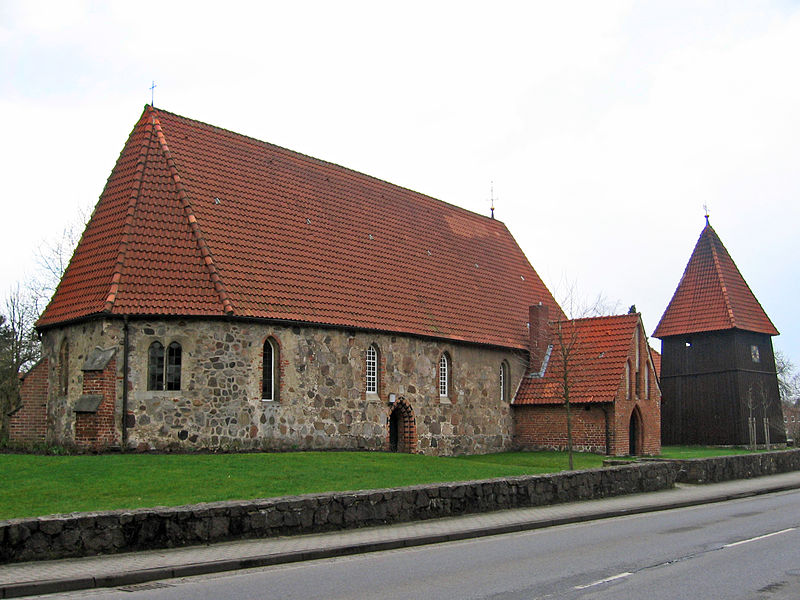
[122,316,130,450]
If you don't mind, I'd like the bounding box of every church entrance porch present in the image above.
[387,398,417,453]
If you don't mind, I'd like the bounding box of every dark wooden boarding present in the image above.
[660,330,785,445]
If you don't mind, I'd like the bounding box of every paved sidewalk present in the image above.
[3,471,800,599]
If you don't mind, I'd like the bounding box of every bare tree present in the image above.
[746,384,758,451]
[552,280,622,468]
[776,351,800,405]
[754,378,771,451]
[551,318,580,469]
[29,203,90,313]
[0,285,41,440]
[555,278,621,320]
[0,208,88,440]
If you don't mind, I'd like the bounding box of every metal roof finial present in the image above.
[703,203,710,226]
[489,181,496,219]
[150,81,157,107]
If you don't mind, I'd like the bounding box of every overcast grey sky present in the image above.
[1,1,798,362]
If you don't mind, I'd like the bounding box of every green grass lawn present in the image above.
[455,449,606,472]
[0,446,774,520]
[658,445,770,458]
[0,451,553,520]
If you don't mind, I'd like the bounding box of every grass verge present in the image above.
[0,446,772,519]
[0,451,567,520]
[658,445,770,458]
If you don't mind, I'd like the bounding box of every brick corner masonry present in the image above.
[2,449,799,565]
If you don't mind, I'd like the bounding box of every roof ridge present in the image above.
[103,112,154,312]
[151,109,235,316]
[148,105,503,224]
[706,227,738,328]
[554,313,638,325]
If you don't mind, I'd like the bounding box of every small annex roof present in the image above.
[514,313,641,405]
[649,346,662,379]
[653,221,778,339]
[37,106,563,349]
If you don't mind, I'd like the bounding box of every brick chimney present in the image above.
[529,303,550,373]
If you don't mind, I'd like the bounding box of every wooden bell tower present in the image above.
[654,220,785,446]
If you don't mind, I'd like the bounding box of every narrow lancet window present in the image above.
[366,344,378,394]
[148,342,165,391]
[500,361,509,402]
[262,338,279,401]
[439,353,450,397]
[166,342,182,391]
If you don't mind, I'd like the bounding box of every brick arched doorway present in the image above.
[629,405,644,455]
[388,397,417,453]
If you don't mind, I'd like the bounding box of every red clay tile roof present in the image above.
[653,222,778,338]
[514,313,640,405]
[37,106,563,349]
[649,346,661,378]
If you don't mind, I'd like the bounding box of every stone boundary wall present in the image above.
[0,462,676,564]
[3,449,800,565]
[673,448,800,483]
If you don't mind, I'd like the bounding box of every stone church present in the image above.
[9,106,660,456]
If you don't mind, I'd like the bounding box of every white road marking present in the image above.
[574,572,633,590]
[723,527,796,548]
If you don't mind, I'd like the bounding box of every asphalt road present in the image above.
[51,489,800,600]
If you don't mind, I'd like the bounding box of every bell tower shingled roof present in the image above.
[653,221,778,338]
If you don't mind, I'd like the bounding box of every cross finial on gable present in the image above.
[703,203,710,225]
[150,81,157,107]
[488,181,497,219]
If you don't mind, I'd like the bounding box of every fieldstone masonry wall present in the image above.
[42,318,526,455]
[43,320,122,446]
[0,461,678,564]
[673,448,800,483]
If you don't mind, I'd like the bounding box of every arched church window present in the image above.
[366,344,379,394]
[147,342,165,391]
[165,342,182,391]
[439,353,451,398]
[500,361,509,402]
[262,337,279,401]
[148,341,182,391]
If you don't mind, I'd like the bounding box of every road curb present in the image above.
[3,480,800,599]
